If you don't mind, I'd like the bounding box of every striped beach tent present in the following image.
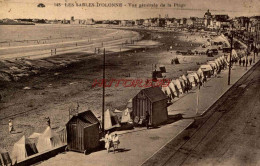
[168,82,178,97]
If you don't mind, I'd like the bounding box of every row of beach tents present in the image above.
[11,126,63,164]
[161,49,240,101]
[103,107,132,130]
[103,49,241,130]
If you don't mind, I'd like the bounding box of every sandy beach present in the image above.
[0,27,226,153]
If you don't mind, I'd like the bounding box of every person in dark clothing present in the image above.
[246,59,248,66]
[242,59,245,66]
[239,59,241,66]
[145,111,150,129]
[249,58,252,65]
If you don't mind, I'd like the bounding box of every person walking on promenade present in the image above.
[9,119,14,134]
[105,131,112,153]
[246,59,248,66]
[242,59,245,67]
[146,111,150,129]
[112,133,120,153]
[239,59,241,66]
[249,58,252,65]
[203,76,207,87]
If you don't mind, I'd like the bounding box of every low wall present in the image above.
[15,145,66,166]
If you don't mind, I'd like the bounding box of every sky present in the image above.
[0,0,260,20]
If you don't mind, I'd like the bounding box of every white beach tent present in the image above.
[218,56,223,64]
[207,61,218,70]
[181,75,190,89]
[28,132,42,145]
[187,74,196,87]
[172,79,184,94]
[178,77,186,91]
[114,109,122,113]
[121,108,132,123]
[197,68,205,80]
[214,59,221,68]
[182,74,188,82]
[161,86,167,95]
[224,57,230,65]
[187,71,200,82]
[232,49,239,59]
[37,126,63,152]
[12,135,38,164]
[161,86,173,100]
[168,82,178,97]
[220,56,227,67]
[103,109,121,130]
[200,64,213,71]
[165,86,172,99]
[200,64,213,78]
[126,98,132,109]
[28,132,41,139]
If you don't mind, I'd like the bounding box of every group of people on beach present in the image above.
[105,131,120,153]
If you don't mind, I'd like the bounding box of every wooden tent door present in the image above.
[69,123,82,152]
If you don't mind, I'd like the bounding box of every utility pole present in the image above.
[256,24,258,57]
[196,83,200,115]
[254,29,256,63]
[254,23,259,62]
[246,31,249,70]
[102,48,105,133]
[228,32,233,85]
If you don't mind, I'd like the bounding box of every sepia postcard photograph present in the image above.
[0,0,259,165]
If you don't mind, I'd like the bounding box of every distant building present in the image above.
[233,16,250,30]
[120,20,127,26]
[62,19,70,24]
[143,19,151,27]
[209,14,229,29]
[135,19,144,26]
[249,16,260,32]
[85,19,95,25]
[159,18,166,27]
[166,18,175,27]
[71,19,80,24]
[180,18,187,26]
[192,17,205,29]
[120,20,134,26]
[186,18,194,26]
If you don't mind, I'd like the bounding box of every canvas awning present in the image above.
[103,109,121,130]
[200,64,213,71]
[12,135,38,164]
[172,79,183,94]
[121,108,132,123]
[168,82,178,97]
[37,127,63,152]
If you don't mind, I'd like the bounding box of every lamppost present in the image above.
[254,23,259,63]
[228,31,233,85]
[246,29,250,70]
[102,48,106,133]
